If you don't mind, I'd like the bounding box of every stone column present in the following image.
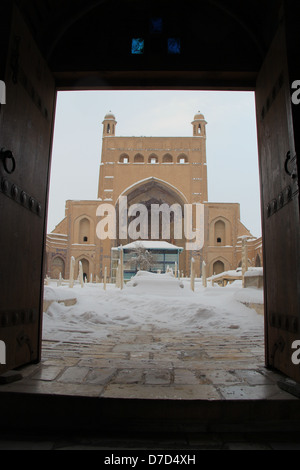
[79,261,84,288]
[57,272,62,287]
[242,236,248,287]
[120,247,124,290]
[104,266,107,291]
[116,260,120,288]
[191,257,195,292]
[69,256,75,288]
[202,261,207,288]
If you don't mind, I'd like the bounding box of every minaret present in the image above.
[191,112,208,202]
[98,112,118,199]
[192,112,207,137]
[102,112,117,136]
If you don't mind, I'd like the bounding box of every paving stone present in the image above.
[84,368,117,385]
[130,352,151,360]
[235,369,274,385]
[0,378,103,397]
[218,384,296,400]
[203,370,242,385]
[42,357,80,367]
[145,369,172,385]
[113,343,162,352]
[113,369,144,384]
[101,383,221,400]
[174,369,199,385]
[57,366,90,384]
[178,350,209,361]
[31,366,62,381]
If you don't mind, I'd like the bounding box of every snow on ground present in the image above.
[42,272,264,344]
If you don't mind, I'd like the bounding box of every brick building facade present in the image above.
[46,112,263,281]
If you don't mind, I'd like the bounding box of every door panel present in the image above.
[0,6,56,374]
[256,23,300,381]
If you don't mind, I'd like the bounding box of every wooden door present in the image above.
[0,5,56,375]
[256,22,300,382]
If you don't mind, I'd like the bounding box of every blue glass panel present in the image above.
[131,38,144,54]
[168,38,181,54]
[165,253,178,261]
[150,18,163,33]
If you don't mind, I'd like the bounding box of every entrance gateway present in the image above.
[0,0,299,388]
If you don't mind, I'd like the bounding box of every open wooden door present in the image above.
[0,5,56,375]
[256,21,300,382]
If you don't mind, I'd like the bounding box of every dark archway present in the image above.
[115,177,189,273]
[213,260,225,276]
[51,256,65,279]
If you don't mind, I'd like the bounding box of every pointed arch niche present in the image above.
[50,256,65,279]
[208,256,230,277]
[209,217,231,247]
[74,215,95,245]
[134,153,144,163]
[75,257,90,282]
[163,153,173,163]
[213,260,225,275]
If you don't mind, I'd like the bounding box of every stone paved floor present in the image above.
[0,324,296,400]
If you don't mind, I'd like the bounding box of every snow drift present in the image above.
[43,272,264,344]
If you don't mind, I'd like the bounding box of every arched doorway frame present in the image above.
[1,0,299,392]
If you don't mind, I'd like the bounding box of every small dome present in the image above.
[194,112,205,120]
[104,112,116,120]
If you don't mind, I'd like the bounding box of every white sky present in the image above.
[47,90,262,237]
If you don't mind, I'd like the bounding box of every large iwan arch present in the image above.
[115,177,189,273]
[117,177,189,206]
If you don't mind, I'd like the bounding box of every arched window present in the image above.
[149,154,158,164]
[79,218,90,244]
[163,154,173,163]
[178,154,188,164]
[107,123,110,134]
[120,154,129,163]
[213,260,225,275]
[215,220,226,246]
[134,153,144,163]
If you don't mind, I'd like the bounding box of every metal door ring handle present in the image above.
[284,151,297,179]
[0,148,16,174]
